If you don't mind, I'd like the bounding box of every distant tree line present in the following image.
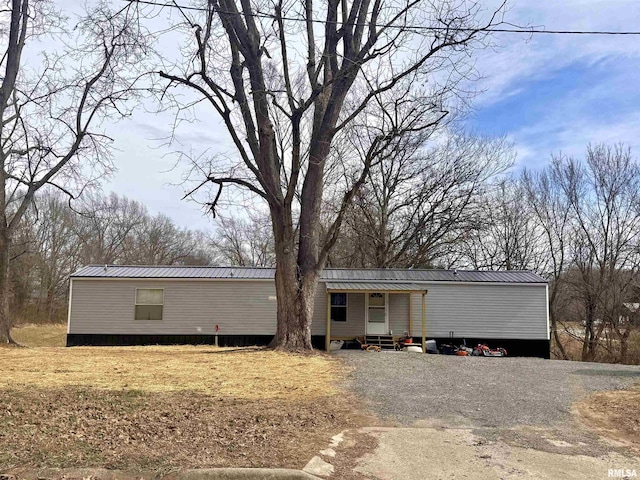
[8,190,275,325]
[7,141,640,364]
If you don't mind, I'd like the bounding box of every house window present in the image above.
[135,288,164,320]
[330,293,347,322]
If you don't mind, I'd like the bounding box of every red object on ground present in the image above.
[474,344,507,357]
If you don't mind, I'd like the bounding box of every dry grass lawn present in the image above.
[0,326,365,472]
[552,325,640,365]
[10,323,67,347]
[0,344,341,400]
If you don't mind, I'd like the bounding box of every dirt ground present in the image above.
[575,384,640,452]
[0,343,341,399]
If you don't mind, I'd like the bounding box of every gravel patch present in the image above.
[339,351,640,427]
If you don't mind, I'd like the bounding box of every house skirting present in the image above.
[66,334,549,357]
[66,333,326,350]
[426,337,550,358]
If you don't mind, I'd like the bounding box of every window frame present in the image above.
[330,292,348,322]
[134,288,165,321]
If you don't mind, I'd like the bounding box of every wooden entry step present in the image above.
[365,335,396,350]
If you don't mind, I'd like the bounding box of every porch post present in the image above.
[326,292,331,352]
[408,293,413,337]
[421,292,426,353]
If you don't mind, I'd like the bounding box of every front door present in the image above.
[366,292,388,335]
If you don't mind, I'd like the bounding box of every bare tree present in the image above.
[0,2,148,342]
[329,133,512,268]
[146,0,507,350]
[125,213,214,265]
[458,178,546,271]
[557,145,640,361]
[8,189,215,325]
[522,159,573,359]
[212,213,275,267]
[74,192,148,265]
[26,192,82,322]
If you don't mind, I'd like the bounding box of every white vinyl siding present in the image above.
[70,279,278,335]
[388,293,410,335]
[410,283,548,340]
[69,278,548,341]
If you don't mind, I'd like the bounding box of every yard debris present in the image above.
[363,345,381,352]
[0,387,367,471]
[0,345,369,471]
[472,344,508,357]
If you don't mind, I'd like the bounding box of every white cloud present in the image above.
[512,111,640,169]
[473,0,640,107]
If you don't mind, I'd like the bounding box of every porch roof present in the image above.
[325,282,427,293]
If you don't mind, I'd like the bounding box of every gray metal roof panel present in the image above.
[70,265,276,279]
[71,265,546,283]
[326,282,427,291]
[320,268,545,283]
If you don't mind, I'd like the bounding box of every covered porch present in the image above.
[324,282,428,352]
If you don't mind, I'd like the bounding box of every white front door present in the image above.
[366,292,388,335]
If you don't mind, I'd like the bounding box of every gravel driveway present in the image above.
[339,351,640,427]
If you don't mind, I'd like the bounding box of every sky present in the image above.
[98,0,640,231]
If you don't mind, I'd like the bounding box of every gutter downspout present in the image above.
[66,278,73,337]
[421,291,426,353]
[325,292,331,352]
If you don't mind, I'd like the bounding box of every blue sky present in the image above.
[467,58,640,169]
[98,0,640,230]
[463,0,640,170]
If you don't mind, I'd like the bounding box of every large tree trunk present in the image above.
[267,127,336,351]
[0,228,16,344]
[271,259,317,351]
[268,207,319,351]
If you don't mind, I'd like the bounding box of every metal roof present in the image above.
[319,269,545,283]
[326,282,427,291]
[71,265,546,284]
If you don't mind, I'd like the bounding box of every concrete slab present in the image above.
[352,427,640,480]
[303,456,335,478]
